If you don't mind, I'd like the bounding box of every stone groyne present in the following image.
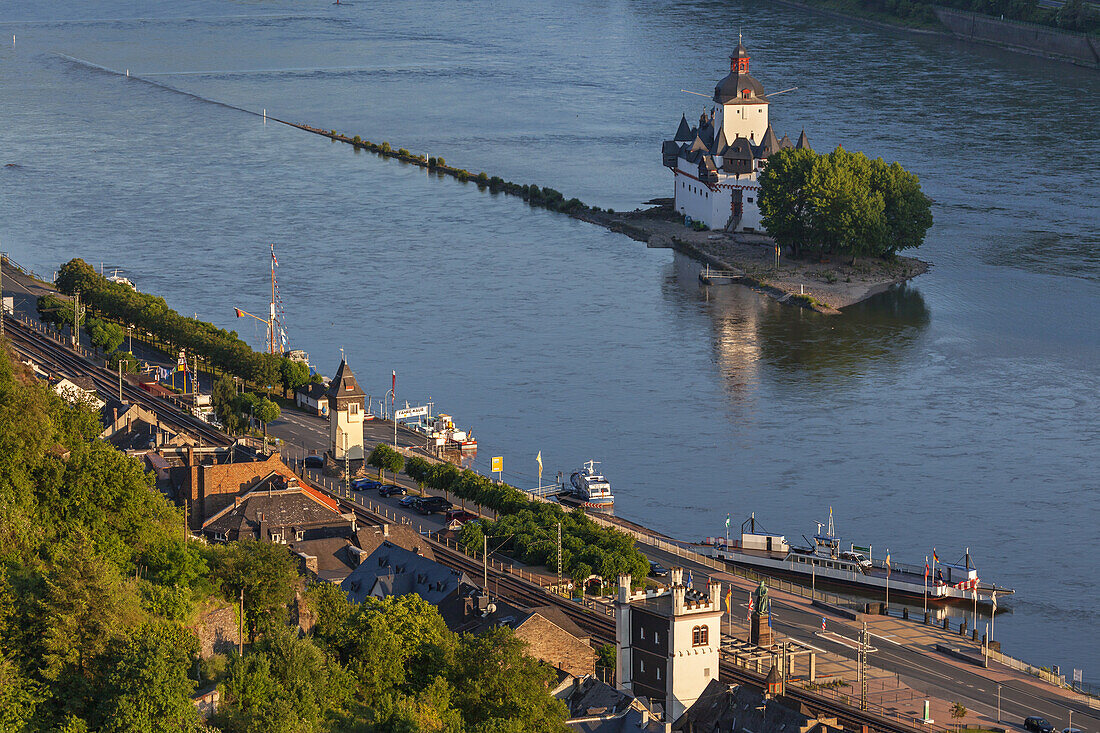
[287,122,927,313]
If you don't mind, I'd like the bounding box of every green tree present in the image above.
[218,622,351,733]
[255,397,280,444]
[368,443,405,483]
[278,359,310,398]
[87,317,126,354]
[869,158,933,256]
[448,627,569,732]
[212,375,243,434]
[214,540,298,640]
[93,620,200,732]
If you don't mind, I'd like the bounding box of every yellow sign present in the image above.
[491,456,503,473]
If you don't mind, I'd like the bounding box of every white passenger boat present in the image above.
[564,460,615,509]
[697,509,1013,607]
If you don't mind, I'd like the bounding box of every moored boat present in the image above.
[697,509,1013,607]
[562,460,615,510]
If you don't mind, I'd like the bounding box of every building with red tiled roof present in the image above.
[182,451,299,530]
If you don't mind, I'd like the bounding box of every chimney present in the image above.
[382,524,390,537]
[617,574,632,603]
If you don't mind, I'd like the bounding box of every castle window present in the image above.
[747,198,753,203]
[656,667,662,680]
[692,625,709,646]
[349,402,358,415]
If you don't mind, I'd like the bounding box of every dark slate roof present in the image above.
[797,129,812,150]
[289,536,359,582]
[672,679,839,733]
[297,381,327,400]
[714,70,767,105]
[556,676,636,719]
[325,360,365,399]
[689,135,709,153]
[731,43,751,60]
[779,133,793,149]
[711,127,730,156]
[758,125,782,158]
[341,541,470,605]
[674,114,693,142]
[202,475,349,541]
[726,136,754,160]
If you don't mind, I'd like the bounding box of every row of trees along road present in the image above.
[402,456,650,589]
[759,146,933,260]
[52,258,318,396]
[211,374,281,438]
[0,343,572,733]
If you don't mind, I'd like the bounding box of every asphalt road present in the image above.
[640,545,1099,733]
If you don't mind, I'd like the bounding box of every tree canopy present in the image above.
[0,340,575,733]
[759,146,932,259]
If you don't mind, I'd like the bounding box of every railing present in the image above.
[789,676,951,733]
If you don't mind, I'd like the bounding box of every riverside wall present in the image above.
[933,7,1100,67]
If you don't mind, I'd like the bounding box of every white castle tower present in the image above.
[661,42,811,233]
[327,359,366,463]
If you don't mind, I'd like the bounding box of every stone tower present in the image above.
[327,360,366,463]
[714,43,770,145]
[614,568,722,722]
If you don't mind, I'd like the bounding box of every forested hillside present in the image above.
[0,342,569,733]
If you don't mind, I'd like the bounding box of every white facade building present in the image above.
[614,569,723,723]
[327,360,365,461]
[662,43,810,232]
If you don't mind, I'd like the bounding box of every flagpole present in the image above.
[885,551,890,610]
[924,556,928,615]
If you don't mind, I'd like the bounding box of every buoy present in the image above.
[263,108,267,124]
[126,69,130,77]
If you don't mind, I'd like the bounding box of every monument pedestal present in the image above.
[750,611,774,647]
[323,451,364,479]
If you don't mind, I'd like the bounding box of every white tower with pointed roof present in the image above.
[661,42,812,232]
[714,43,770,144]
[327,359,366,462]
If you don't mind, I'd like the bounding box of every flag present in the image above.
[234,308,245,318]
[392,370,396,397]
[686,570,693,587]
[822,617,827,631]
[271,243,278,267]
[725,586,732,613]
[991,592,997,613]
[725,513,731,529]
[885,553,891,573]
[748,593,754,617]
[933,549,939,564]
[924,561,930,581]
[536,451,543,479]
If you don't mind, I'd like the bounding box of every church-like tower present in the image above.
[714,43,770,145]
[327,360,366,462]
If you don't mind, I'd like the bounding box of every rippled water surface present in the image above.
[1,0,1097,679]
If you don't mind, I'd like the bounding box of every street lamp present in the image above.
[996,683,1001,723]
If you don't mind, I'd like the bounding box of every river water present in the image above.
[1,0,1097,680]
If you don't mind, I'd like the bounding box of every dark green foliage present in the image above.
[212,540,299,640]
[368,442,405,481]
[404,462,649,586]
[0,345,576,732]
[86,316,125,354]
[54,258,298,390]
[759,146,932,259]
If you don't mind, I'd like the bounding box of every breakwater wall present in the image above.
[289,123,610,218]
[933,7,1100,66]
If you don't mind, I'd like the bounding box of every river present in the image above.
[0,0,1097,682]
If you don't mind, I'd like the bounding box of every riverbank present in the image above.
[772,0,1100,68]
[284,123,929,314]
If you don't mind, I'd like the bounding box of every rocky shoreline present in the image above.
[577,203,930,314]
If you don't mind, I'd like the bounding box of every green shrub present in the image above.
[380,142,391,153]
[428,157,438,167]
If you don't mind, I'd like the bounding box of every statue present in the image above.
[754,580,771,616]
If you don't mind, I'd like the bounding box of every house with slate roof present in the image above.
[662,42,811,232]
[342,541,471,606]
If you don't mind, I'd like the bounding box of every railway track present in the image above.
[3,314,232,446]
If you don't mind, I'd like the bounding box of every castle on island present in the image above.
[662,42,809,233]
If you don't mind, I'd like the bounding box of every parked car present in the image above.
[379,485,406,497]
[351,478,383,491]
[648,561,669,578]
[398,495,420,507]
[416,496,453,514]
[303,455,324,469]
[1061,728,1082,733]
[1024,718,1054,733]
[445,508,478,524]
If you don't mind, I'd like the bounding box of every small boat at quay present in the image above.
[697,509,1013,607]
[561,460,615,510]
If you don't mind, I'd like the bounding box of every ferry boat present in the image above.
[562,460,615,510]
[411,413,477,450]
[697,510,1013,607]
